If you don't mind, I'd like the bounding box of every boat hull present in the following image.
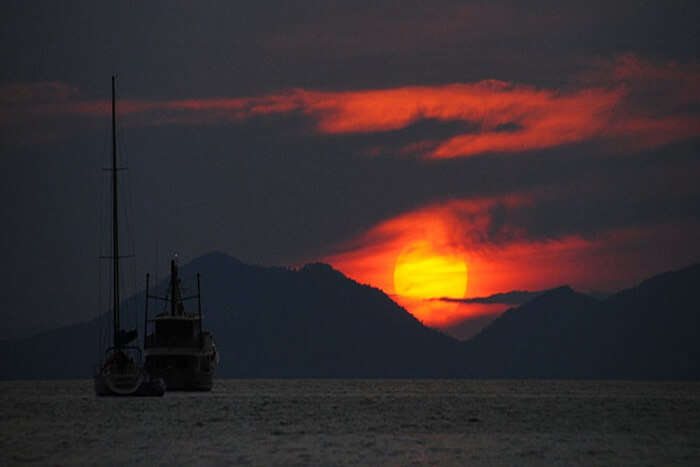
[94,372,166,397]
[145,351,216,391]
[149,367,213,391]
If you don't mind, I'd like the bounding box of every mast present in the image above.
[112,75,120,350]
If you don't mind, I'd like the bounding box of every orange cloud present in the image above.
[321,196,700,329]
[3,55,698,154]
[321,196,531,327]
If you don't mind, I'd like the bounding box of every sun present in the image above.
[393,240,468,300]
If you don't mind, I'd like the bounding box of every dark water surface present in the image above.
[1,379,699,465]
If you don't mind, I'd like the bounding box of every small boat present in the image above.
[144,258,219,391]
[94,76,165,397]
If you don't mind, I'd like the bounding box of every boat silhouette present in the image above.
[94,76,165,397]
[144,259,219,390]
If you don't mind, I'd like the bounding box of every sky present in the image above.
[1,0,699,340]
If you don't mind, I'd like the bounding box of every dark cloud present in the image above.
[437,290,543,305]
[2,1,697,96]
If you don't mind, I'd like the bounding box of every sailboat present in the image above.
[94,76,166,397]
[143,259,219,390]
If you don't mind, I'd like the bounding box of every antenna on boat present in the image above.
[197,273,202,334]
[170,259,177,316]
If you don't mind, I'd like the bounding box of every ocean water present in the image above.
[1,379,699,465]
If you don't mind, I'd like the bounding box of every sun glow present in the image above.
[393,241,468,300]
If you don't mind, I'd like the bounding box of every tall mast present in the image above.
[112,75,120,350]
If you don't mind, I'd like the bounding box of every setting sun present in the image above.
[393,241,468,300]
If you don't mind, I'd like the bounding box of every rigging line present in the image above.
[112,77,138,335]
[96,255,102,361]
[120,128,136,260]
[115,78,137,264]
[155,239,160,302]
[116,84,140,336]
[96,97,112,359]
[96,171,102,357]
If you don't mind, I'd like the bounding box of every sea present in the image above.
[2,379,699,465]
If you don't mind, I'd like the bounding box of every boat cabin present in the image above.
[147,314,202,347]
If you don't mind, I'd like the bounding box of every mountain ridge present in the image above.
[1,254,698,380]
[463,262,700,378]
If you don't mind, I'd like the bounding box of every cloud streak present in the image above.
[435,290,544,306]
[3,56,698,156]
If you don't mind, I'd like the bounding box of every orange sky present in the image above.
[321,197,700,329]
[3,54,696,332]
[3,2,699,346]
[6,56,698,158]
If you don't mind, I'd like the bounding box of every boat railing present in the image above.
[145,334,201,348]
[103,345,144,364]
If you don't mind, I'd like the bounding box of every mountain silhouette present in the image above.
[0,253,698,379]
[186,254,460,377]
[462,286,599,377]
[0,252,460,379]
[462,263,700,378]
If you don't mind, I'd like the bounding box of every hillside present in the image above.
[1,253,698,380]
[0,253,461,379]
[462,263,700,378]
